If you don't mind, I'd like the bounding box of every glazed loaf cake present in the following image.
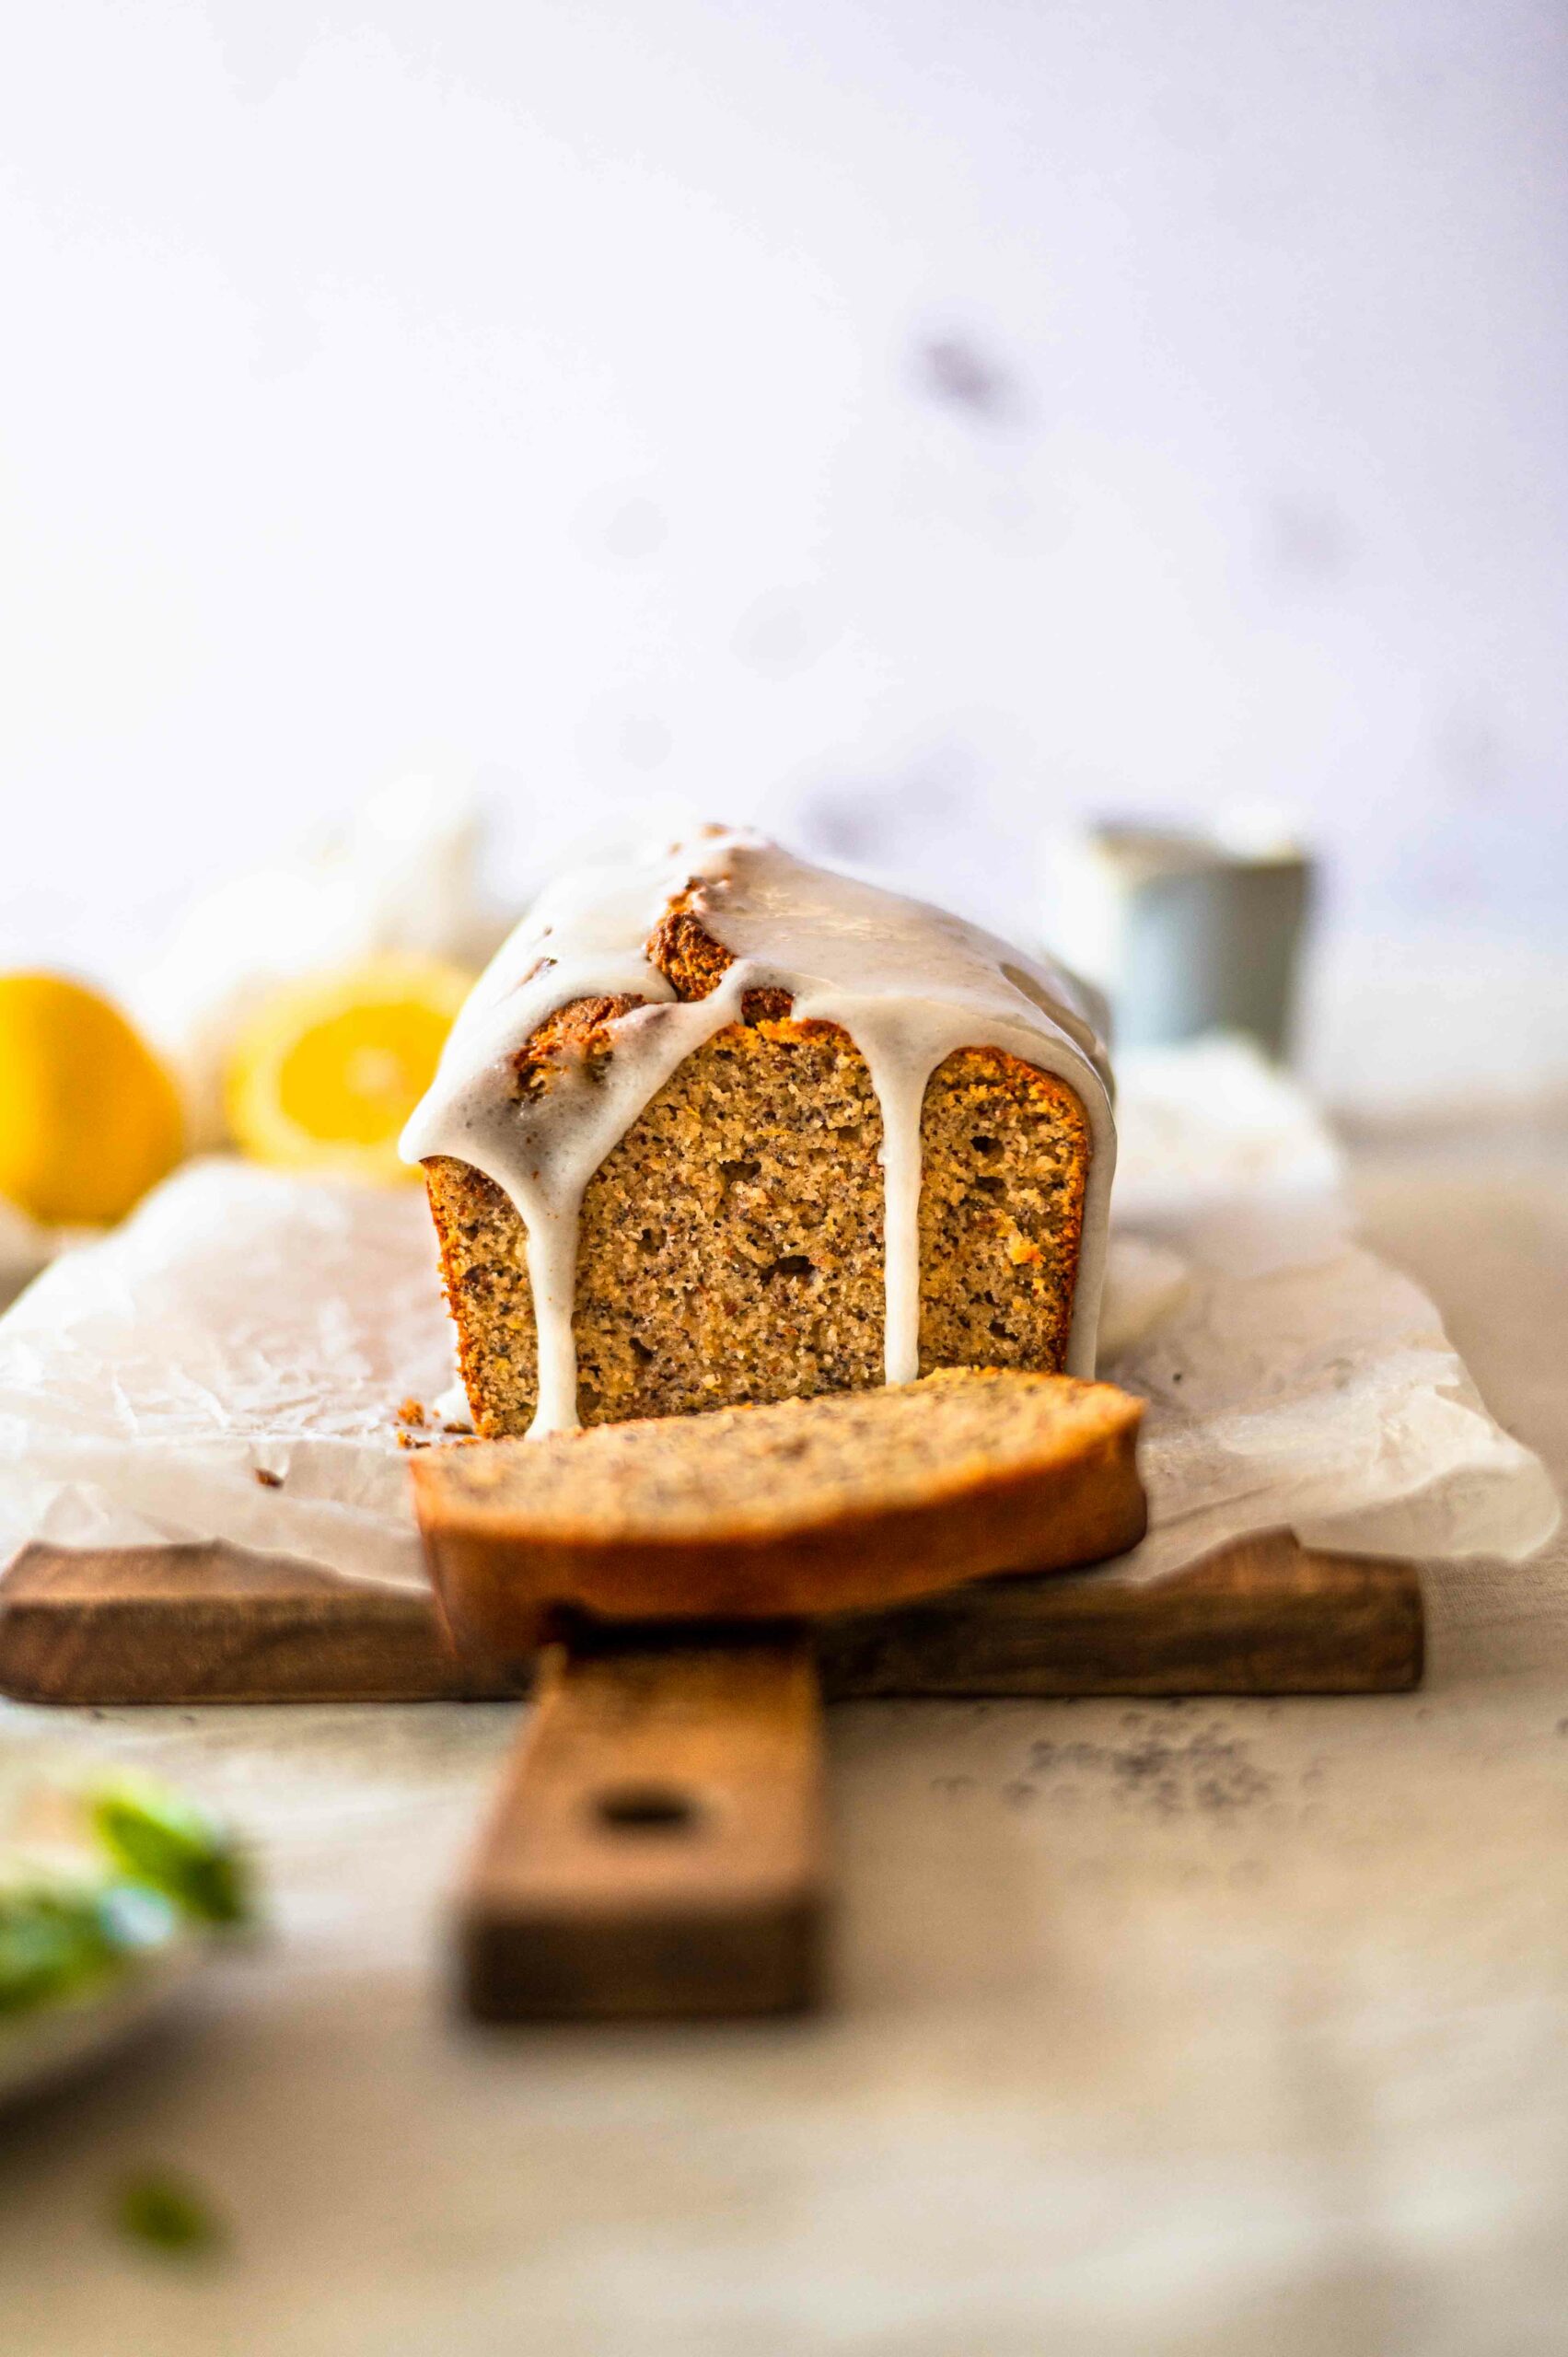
[401,831,1114,1439]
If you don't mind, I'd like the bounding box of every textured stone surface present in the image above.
[0,1126,1563,2354]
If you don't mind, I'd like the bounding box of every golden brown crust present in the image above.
[412,1370,1147,1654]
[420,885,1094,1435]
[510,992,646,1091]
[645,894,736,1002]
[648,893,795,1024]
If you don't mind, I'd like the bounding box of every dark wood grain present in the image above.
[0,1543,510,1705]
[818,1528,1424,1698]
[461,1631,824,2020]
[0,1531,1423,1706]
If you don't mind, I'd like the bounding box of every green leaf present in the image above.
[0,1887,121,2016]
[113,2170,226,2258]
[87,1776,250,1929]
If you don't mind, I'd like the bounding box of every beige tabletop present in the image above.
[1,1120,1563,2357]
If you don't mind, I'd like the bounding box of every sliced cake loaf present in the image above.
[412,1368,1146,1648]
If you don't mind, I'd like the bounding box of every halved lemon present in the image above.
[0,973,184,1227]
[224,956,472,1183]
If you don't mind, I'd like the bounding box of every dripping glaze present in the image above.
[401,830,1116,1436]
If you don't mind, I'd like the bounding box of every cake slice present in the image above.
[412,1369,1146,1655]
[402,831,1116,1439]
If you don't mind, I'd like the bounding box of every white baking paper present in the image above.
[0,1039,1555,1591]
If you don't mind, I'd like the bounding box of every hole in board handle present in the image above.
[593,1783,703,1836]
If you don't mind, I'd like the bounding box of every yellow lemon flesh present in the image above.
[226,958,473,1184]
[0,973,185,1227]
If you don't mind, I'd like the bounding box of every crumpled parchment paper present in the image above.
[0,1039,1555,1591]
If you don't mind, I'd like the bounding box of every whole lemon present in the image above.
[0,973,184,1226]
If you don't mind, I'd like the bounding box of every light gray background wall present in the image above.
[5,0,1565,1107]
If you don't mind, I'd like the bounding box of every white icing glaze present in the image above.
[401,830,1115,1434]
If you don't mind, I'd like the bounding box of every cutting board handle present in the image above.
[459,1626,826,2020]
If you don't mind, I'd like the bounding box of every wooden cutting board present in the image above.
[0,1530,1422,1706]
[0,1533,1423,2020]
